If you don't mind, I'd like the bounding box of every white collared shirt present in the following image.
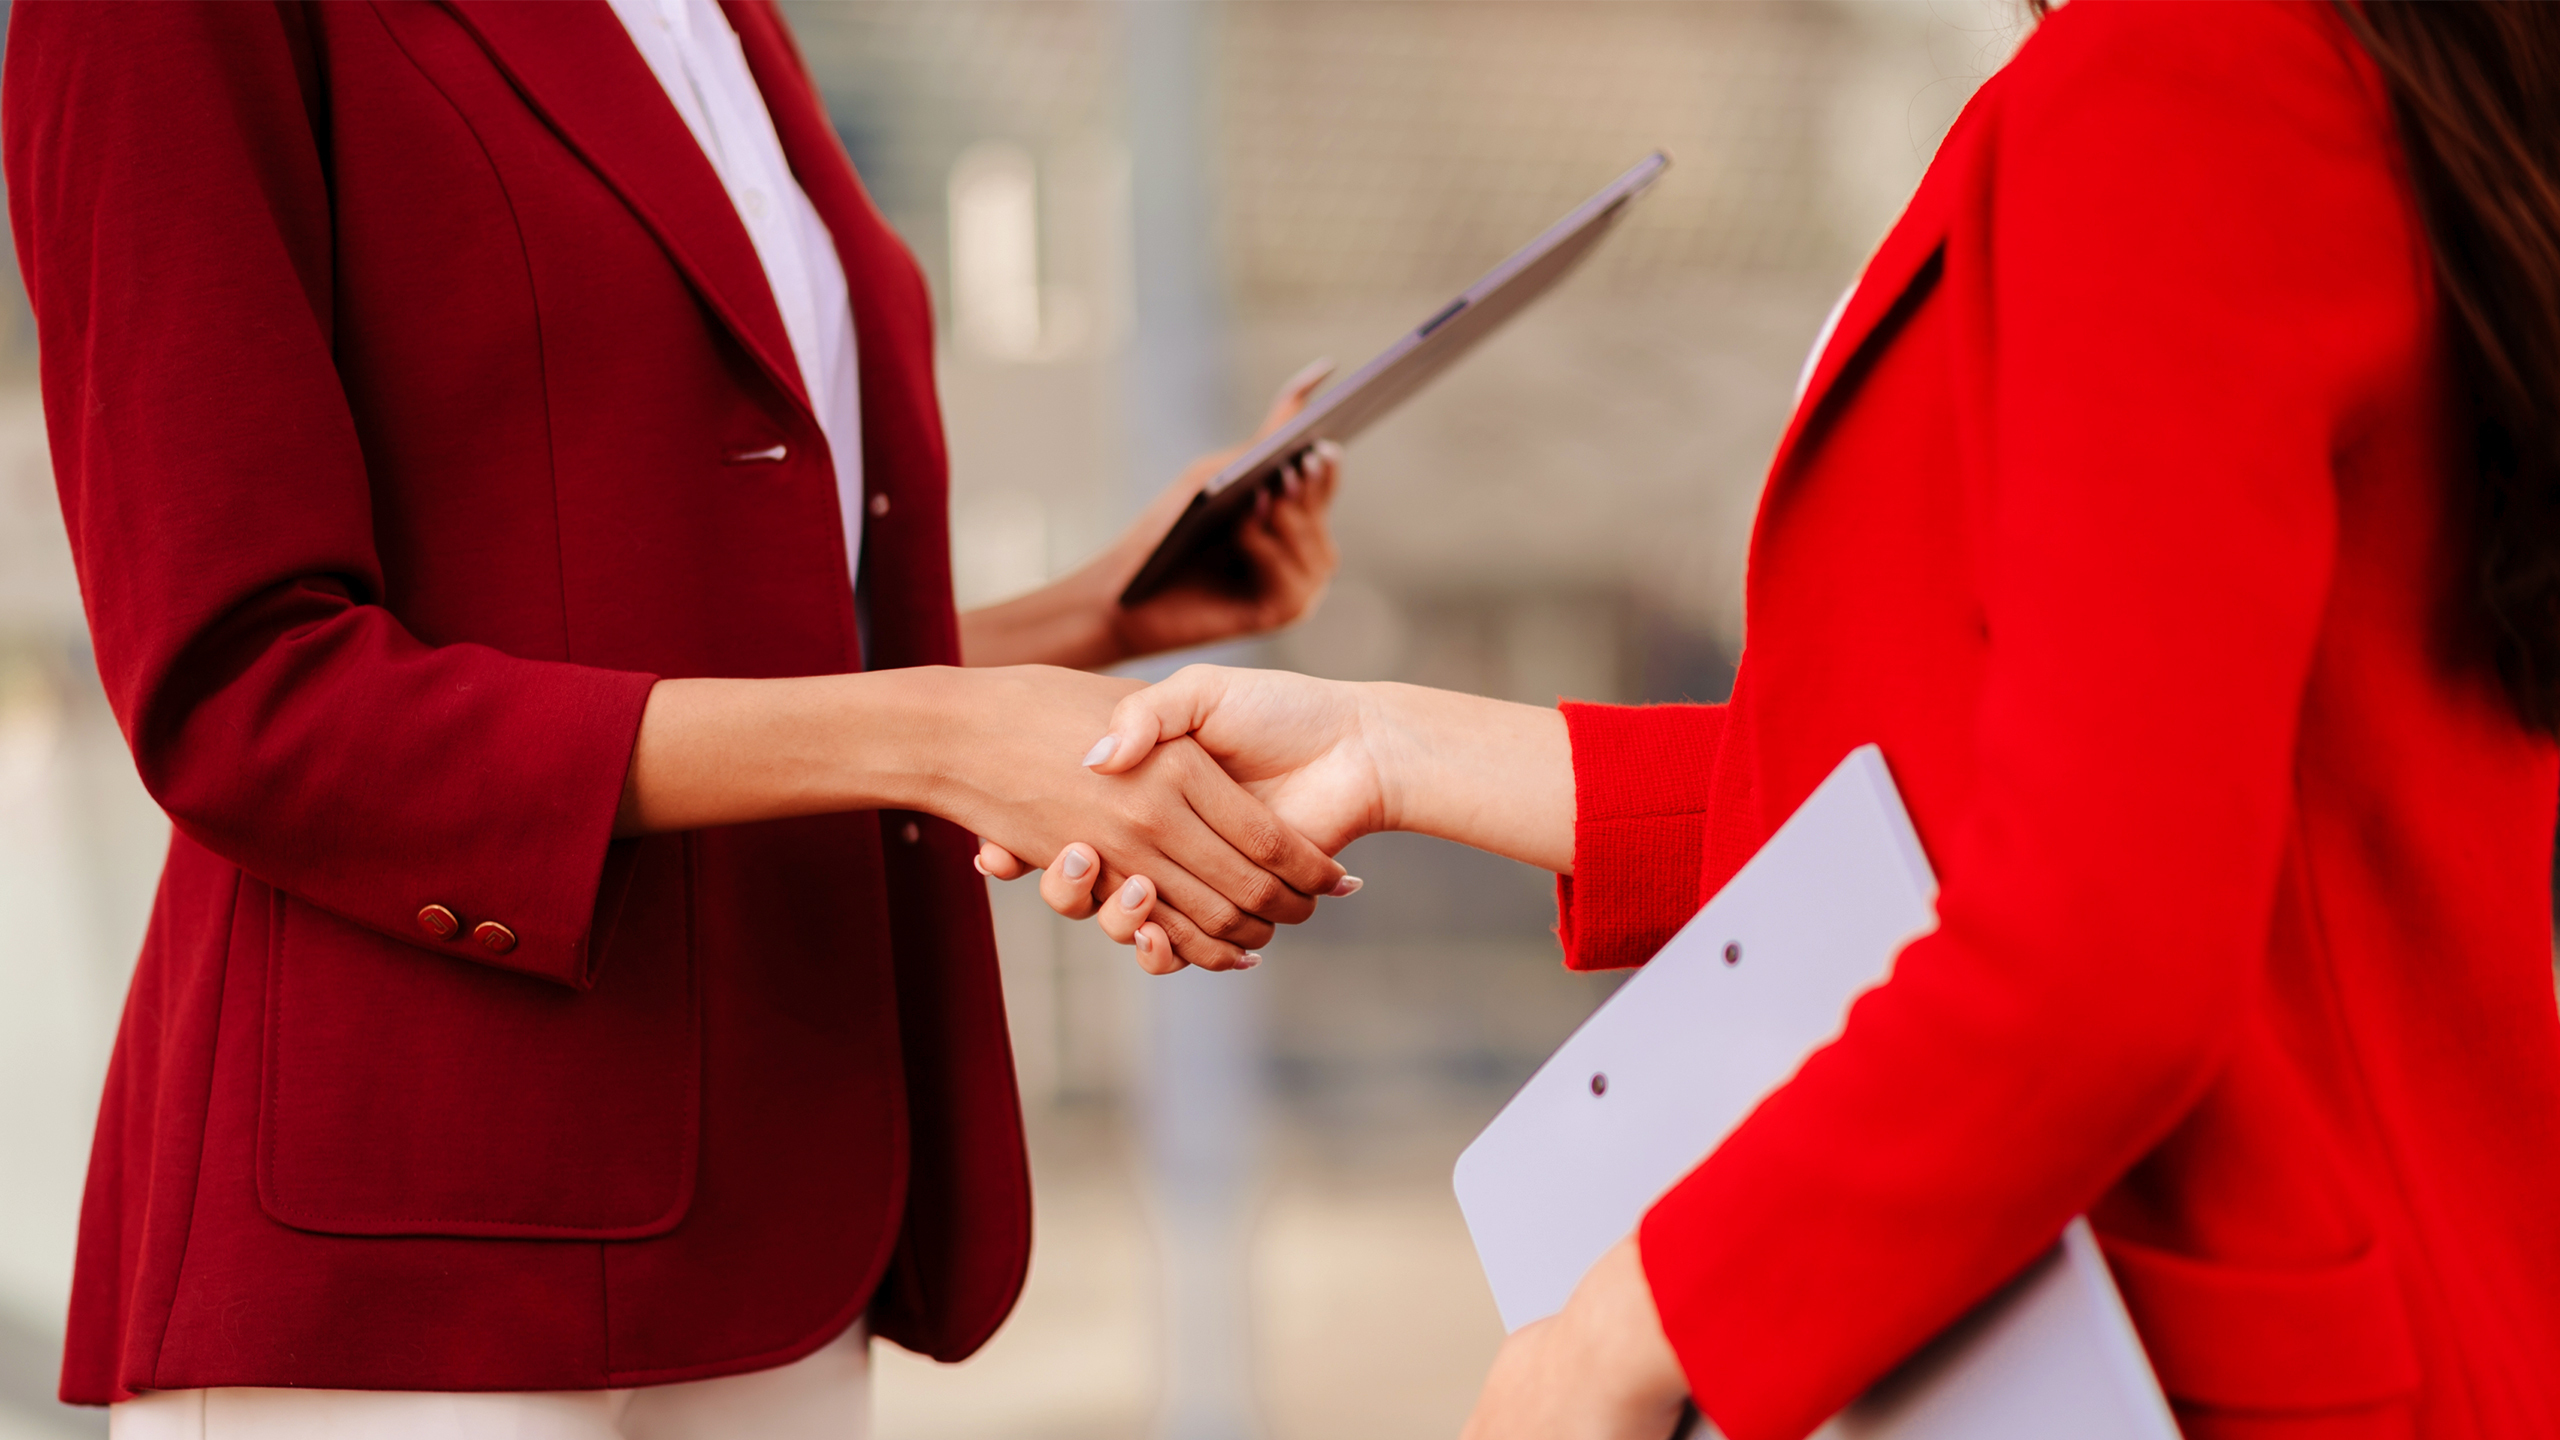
[607,0,865,586]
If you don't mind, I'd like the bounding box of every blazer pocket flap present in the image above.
[2099,1231,2419,1412]
[257,837,700,1238]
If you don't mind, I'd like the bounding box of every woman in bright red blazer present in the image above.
[1021,3,2560,1437]
[3,0,1352,1426]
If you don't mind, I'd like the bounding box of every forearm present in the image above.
[616,667,990,836]
[1365,682,1576,874]
[958,566,1125,670]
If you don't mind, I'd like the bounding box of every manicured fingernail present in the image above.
[1062,848,1092,880]
[1327,876,1363,897]
[1237,953,1262,969]
[1082,736,1118,768]
[1119,877,1148,910]
[972,855,989,876]
[1137,931,1155,955]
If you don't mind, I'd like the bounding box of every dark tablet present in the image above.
[1119,151,1672,606]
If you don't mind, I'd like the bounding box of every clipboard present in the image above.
[1452,746,2178,1440]
[1117,151,1672,606]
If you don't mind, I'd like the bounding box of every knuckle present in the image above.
[1195,900,1249,940]
[1174,922,1229,959]
[1237,817,1289,866]
[1235,870,1286,916]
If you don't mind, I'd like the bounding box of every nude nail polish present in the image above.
[1062,849,1092,880]
[1082,736,1118,768]
[1119,877,1148,910]
[1328,876,1364,897]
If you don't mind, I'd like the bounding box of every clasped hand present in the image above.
[975,661,1575,971]
[927,667,1356,969]
[975,664,1389,971]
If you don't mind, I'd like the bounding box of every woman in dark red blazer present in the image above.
[1028,3,2560,1437]
[3,0,1351,1424]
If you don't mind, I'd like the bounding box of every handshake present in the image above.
[603,373,1670,1438]
[616,366,1574,983]
[958,660,1579,973]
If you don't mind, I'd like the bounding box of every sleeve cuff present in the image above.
[439,664,660,989]
[1553,701,1731,971]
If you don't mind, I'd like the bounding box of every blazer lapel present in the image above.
[719,0,939,477]
[440,0,811,417]
[1764,180,1954,484]
[723,0,968,671]
[1762,71,2013,484]
[717,0,926,467]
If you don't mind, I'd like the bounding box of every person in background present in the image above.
[1003,2,2560,1437]
[3,1,1349,1436]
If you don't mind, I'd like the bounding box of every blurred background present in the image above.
[0,3,2030,1437]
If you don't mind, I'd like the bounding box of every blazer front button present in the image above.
[471,921,518,955]
[416,904,460,940]
[867,493,890,517]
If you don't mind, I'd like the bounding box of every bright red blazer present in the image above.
[1555,6,2560,1440]
[5,0,1028,1402]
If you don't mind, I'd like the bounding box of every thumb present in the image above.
[1253,356,1336,438]
[1082,664,1230,775]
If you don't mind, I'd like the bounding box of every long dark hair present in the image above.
[2333,2,2560,733]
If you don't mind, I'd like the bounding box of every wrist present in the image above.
[843,665,981,815]
[1358,681,1429,835]
[960,566,1127,671]
[1049,558,1131,668]
[1568,1236,1690,1419]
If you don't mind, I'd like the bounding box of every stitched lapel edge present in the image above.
[440,0,812,417]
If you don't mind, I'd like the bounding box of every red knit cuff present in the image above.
[1554,702,1730,971]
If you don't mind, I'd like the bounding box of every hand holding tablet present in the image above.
[1119,151,1673,605]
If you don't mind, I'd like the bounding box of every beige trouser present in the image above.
[106,1322,869,1440]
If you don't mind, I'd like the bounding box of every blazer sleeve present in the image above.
[1554,699,1751,970]
[1636,9,2406,1439]
[4,2,658,989]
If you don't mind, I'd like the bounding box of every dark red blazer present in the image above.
[1556,6,2560,1440]
[5,0,1029,1402]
